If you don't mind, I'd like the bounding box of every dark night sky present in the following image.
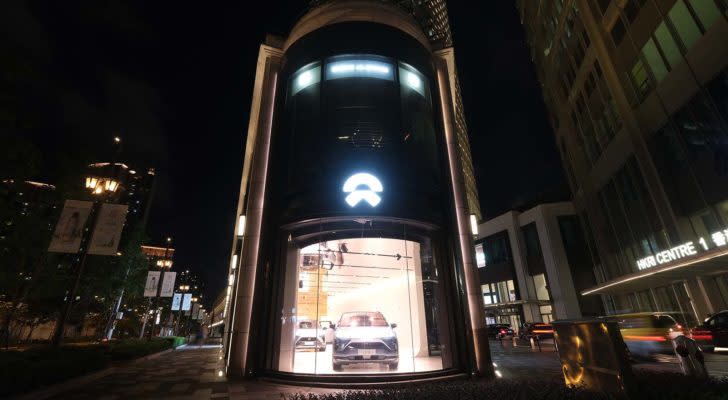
[2,1,565,304]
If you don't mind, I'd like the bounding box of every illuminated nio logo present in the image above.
[343,173,382,207]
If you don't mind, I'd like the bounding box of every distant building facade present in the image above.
[516,0,728,325]
[475,202,602,330]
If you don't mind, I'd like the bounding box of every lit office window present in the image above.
[533,274,551,301]
[629,57,651,97]
[641,38,668,81]
[688,0,721,30]
[668,1,702,50]
[482,283,498,305]
[325,56,394,81]
[290,63,321,96]
[475,244,486,268]
[399,62,428,98]
[654,22,681,67]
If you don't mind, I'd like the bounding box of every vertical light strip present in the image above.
[470,214,478,236]
[237,215,246,237]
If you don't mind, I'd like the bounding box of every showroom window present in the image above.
[275,220,451,375]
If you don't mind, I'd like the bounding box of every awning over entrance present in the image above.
[582,247,728,296]
[483,299,551,309]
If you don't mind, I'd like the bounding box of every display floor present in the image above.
[292,345,443,374]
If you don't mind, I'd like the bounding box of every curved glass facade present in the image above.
[275,53,443,225]
[226,16,489,380]
[265,51,451,375]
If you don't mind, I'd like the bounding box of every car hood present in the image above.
[335,326,396,339]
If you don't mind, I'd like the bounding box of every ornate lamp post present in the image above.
[51,145,124,347]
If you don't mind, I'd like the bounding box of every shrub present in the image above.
[108,338,172,361]
[160,336,187,348]
[0,347,108,397]
[0,338,174,396]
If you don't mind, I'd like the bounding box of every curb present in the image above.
[12,348,175,400]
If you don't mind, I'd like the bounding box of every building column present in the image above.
[227,44,282,378]
[435,49,493,378]
[688,276,726,320]
[536,209,583,320]
[504,215,540,323]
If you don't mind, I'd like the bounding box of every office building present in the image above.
[224,0,490,380]
[475,202,602,331]
[516,0,728,325]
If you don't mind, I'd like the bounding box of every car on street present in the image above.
[520,322,554,339]
[295,320,326,351]
[611,312,683,359]
[486,324,514,339]
[690,310,728,353]
[332,311,399,371]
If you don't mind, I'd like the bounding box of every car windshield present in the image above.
[653,315,677,328]
[338,312,388,327]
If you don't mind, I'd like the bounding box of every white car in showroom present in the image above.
[332,311,399,371]
[295,320,326,351]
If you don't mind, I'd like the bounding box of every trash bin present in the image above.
[672,335,708,379]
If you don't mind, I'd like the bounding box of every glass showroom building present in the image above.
[222,0,491,380]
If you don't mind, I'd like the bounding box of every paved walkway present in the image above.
[489,338,728,378]
[47,345,340,400]
[44,340,728,399]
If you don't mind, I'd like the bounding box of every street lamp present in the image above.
[145,236,173,341]
[52,165,125,347]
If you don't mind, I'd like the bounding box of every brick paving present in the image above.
[43,339,728,399]
[47,345,341,400]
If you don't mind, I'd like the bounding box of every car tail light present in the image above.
[690,329,713,341]
[500,329,506,334]
[623,335,667,342]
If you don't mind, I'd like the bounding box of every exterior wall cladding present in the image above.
[516,0,728,326]
[222,0,492,381]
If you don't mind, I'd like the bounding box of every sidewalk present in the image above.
[46,344,341,400]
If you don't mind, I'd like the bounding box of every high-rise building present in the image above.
[224,0,490,380]
[516,0,728,325]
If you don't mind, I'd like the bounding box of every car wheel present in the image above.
[333,363,343,372]
[388,361,398,370]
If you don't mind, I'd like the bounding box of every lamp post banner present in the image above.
[191,303,200,319]
[48,200,93,253]
[144,271,161,297]
[171,293,182,310]
[88,204,128,255]
[182,293,192,311]
[160,272,177,297]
